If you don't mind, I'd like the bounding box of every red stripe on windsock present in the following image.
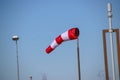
[68,28,79,40]
[46,45,53,54]
[55,35,64,44]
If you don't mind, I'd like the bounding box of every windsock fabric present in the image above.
[46,27,79,54]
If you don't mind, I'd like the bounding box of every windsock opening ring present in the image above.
[75,28,79,37]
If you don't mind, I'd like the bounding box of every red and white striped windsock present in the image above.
[45,27,79,54]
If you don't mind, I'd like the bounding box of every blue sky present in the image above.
[0,0,120,80]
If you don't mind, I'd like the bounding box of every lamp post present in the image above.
[12,35,20,80]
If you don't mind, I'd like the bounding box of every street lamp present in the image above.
[12,35,20,80]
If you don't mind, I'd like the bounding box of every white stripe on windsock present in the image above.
[50,40,59,49]
[61,31,69,41]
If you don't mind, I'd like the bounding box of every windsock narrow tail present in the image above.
[45,27,79,54]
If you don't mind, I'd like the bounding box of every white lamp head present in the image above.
[12,35,19,40]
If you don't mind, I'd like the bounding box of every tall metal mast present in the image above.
[108,3,116,80]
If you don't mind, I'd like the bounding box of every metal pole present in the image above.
[12,35,20,80]
[103,30,109,80]
[119,35,120,79]
[77,38,81,80]
[114,29,120,80]
[108,3,116,80]
[16,40,20,80]
[119,30,120,80]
